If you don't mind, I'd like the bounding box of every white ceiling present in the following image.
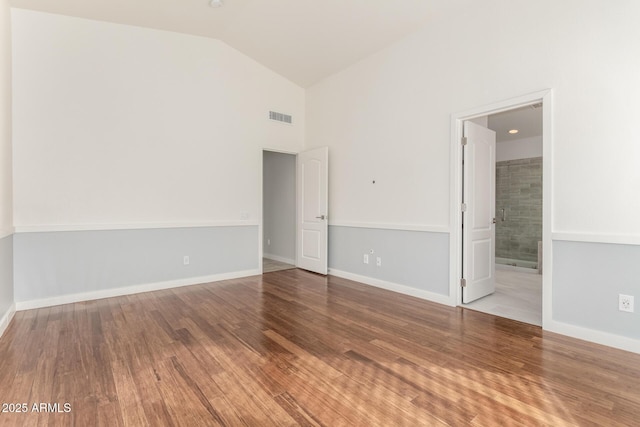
[10,0,458,88]
[488,105,543,143]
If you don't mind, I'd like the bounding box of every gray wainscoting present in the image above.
[14,226,258,303]
[0,234,13,319]
[553,240,640,339]
[329,226,450,296]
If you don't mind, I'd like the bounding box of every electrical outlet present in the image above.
[376,257,382,267]
[619,294,634,312]
[267,239,271,246]
[363,254,369,264]
[183,256,190,266]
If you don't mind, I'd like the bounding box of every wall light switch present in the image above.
[363,254,369,264]
[376,257,382,267]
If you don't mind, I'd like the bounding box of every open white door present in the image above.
[462,121,496,303]
[296,147,328,275]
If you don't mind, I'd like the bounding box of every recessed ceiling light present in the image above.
[508,129,519,134]
[209,0,224,7]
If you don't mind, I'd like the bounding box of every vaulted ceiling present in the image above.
[11,0,461,87]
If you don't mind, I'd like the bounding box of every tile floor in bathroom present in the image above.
[462,267,542,326]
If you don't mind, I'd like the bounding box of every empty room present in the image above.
[1,0,640,425]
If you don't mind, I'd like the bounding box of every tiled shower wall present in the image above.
[496,157,542,263]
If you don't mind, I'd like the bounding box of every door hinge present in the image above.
[460,278,467,287]
[461,136,468,146]
[461,203,467,212]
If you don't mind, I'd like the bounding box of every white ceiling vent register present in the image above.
[269,111,293,124]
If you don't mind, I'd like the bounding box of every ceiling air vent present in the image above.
[269,111,293,124]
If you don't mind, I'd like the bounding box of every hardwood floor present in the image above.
[1,269,639,426]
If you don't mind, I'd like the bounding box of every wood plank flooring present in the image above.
[1,268,639,426]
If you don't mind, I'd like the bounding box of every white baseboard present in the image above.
[263,253,295,265]
[15,269,261,311]
[329,271,640,355]
[0,302,16,338]
[545,319,640,355]
[329,269,453,307]
[12,265,639,355]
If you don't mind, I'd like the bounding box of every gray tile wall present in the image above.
[495,157,542,262]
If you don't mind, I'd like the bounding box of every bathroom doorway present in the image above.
[460,102,544,326]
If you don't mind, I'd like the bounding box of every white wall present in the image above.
[306,0,640,237]
[10,9,304,309]
[0,0,14,335]
[12,9,305,229]
[497,136,542,162]
[306,0,640,351]
[0,0,11,236]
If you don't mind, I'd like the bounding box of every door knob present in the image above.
[315,215,326,220]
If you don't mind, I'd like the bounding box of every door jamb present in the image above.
[448,89,553,329]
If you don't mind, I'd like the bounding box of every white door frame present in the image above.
[448,89,553,329]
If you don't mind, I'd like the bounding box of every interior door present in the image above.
[296,147,328,274]
[462,121,496,303]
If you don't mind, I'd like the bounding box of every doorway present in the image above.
[262,150,296,273]
[261,146,330,275]
[449,90,552,328]
[462,106,543,325]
